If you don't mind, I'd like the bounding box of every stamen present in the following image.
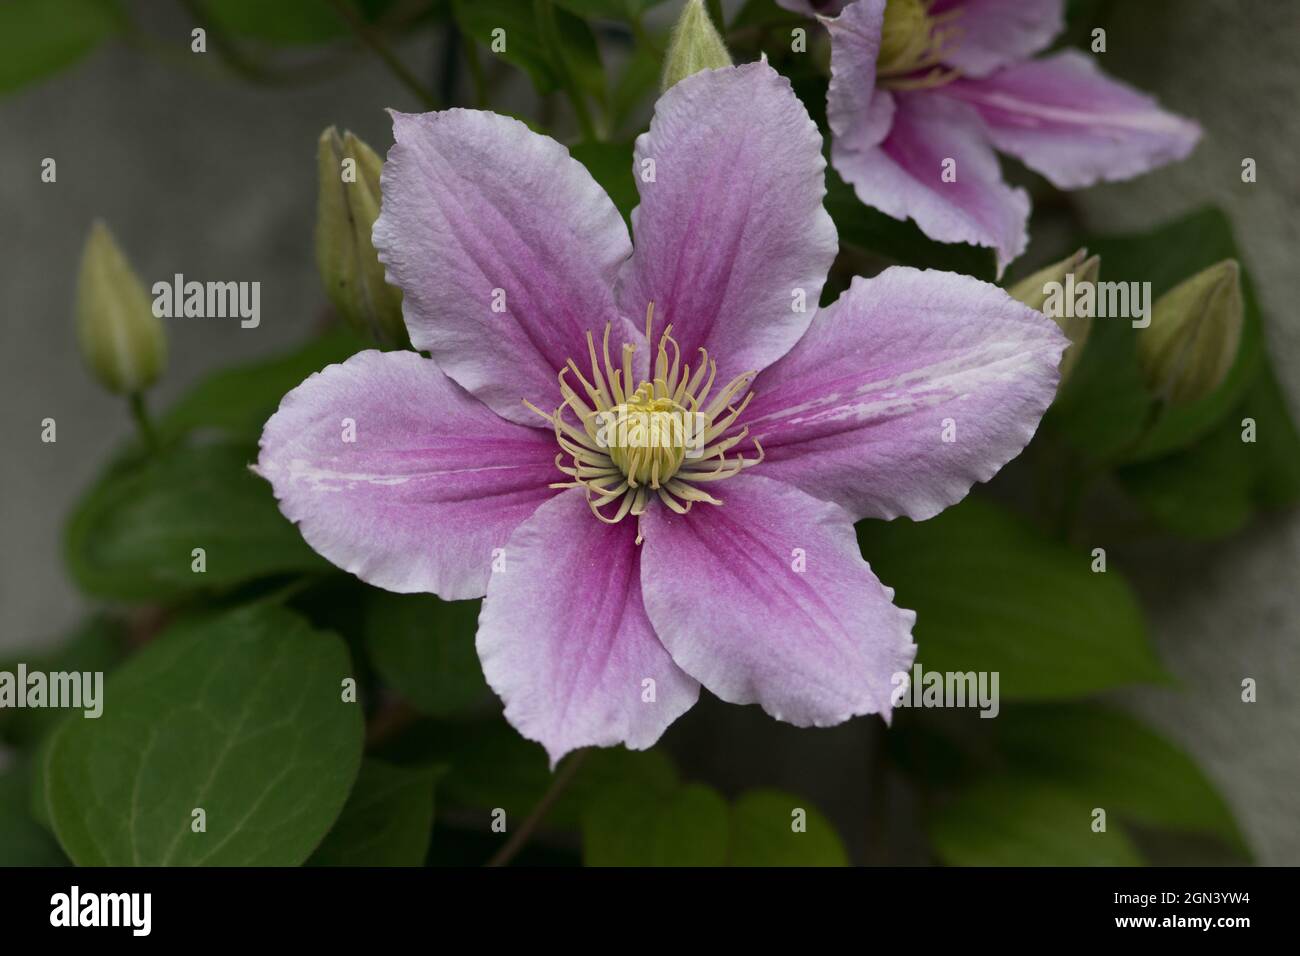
[526,301,764,538]
[876,0,964,91]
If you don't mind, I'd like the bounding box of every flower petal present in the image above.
[616,61,838,383]
[826,0,893,154]
[829,11,1029,275]
[743,267,1065,521]
[478,489,699,766]
[640,474,916,727]
[932,0,1064,78]
[944,50,1202,189]
[257,350,559,600]
[373,109,634,426]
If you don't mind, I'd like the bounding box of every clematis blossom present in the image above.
[257,61,1065,765]
[783,0,1201,274]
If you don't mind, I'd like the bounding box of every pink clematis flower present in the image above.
[257,61,1065,765]
[785,0,1201,274]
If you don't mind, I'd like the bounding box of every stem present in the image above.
[128,392,159,452]
[326,0,439,108]
[486,750,587,867]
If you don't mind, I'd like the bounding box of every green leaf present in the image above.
[363,592,493,717]
[825,166,996,281]
[0,617,124,748]
[65,440,327,600]
[0,0,120,96]
[582,781,847,866]
[995,704,1247,855]
[1046,207,1265,464]
[609,42,660,132]
[1117,357,1300,538]
[570,140,636,222]
[377,718,551,817]
[857,497,1167,699]
[553,747,678,827]
[453,0,558,93]
[376,718,679,832]
[309,760,440,866]
[159,326,364,442]
[543,3,607,105]
[200,0,351,45]
[584,782,729,866]
[0,763,67,866]
[43,605,363,866]
[1117,415,1256,539]
[1244,361,1300,507]
[554,0,667,18]
[728,789,848,866]
[930,777,1142,866]
[731,0,803,30]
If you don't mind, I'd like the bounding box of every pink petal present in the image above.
[373,109,634,426]
[742,267,1064,521]
[477,490,699,766]
[932,0,1064,78]
[640,474,916,727]
[826,0,893,154]
[944,50,1202,189]
[257,350,559,600]
[845,93,1029,276]
[616,62,838,384]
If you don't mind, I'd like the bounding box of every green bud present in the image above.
[1008,248,1098,389]
[661,0,732,93]
[1137,259,1243,405]
[75,220,167,395]
[315,126,406,346]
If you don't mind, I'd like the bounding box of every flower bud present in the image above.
[315,126,406,346]
[75,220,166,395]
[1137,259,1243,405]
[1008,248,1098,389]
[661,0,732,92]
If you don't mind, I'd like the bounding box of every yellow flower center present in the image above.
[525,303,763,542]
[877,0,963,91]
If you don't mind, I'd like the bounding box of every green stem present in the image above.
[326,0,439,108]
[128,392,159,452]
[485,750,586,867]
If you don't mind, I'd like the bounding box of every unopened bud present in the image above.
[75,221,166,395]
[316,127,406,346]
[662,0,732,92]
[1009,248,1098,389]
[1137,259,1243,405]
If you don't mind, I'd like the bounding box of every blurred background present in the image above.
[2,0,1297,864]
